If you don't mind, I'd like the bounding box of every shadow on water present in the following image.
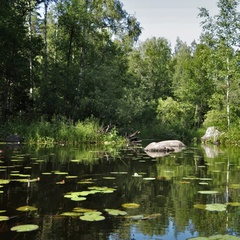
[0,143,240,239]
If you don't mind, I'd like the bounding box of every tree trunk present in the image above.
[226,57,230,130]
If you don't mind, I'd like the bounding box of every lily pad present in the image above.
[0,216,9,221]
[42,172,52,175]
[61,212,83,217]
[205,203,226,212]
[104,209,128,216]
[199,182,208,185]
[70,196,86,201]
[16,205,38,212]
[80,211,105,221]
[88,186,117,193]
[229,184,240,189]
[110,172,128,175]
[11,224,39,232]
[103,177,116,180]
[194,204,206,210]
[65,175,78,179]
[227,202,240,207]
[64,192,87,201]
[53,171,68,175]
[143,177,155,181]
[122,203,140,209]
[198,191,218,194]
[0,179,10,185]
[73,207,96,213]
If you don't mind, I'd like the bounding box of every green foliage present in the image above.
[1,0,240,145]
[1,117,125,145]
[156,97,195,140]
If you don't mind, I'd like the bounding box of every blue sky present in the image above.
[120,0,219,47]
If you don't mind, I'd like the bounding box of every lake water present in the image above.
[0,143,240,240]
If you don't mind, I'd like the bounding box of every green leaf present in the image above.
[11,224,39,232]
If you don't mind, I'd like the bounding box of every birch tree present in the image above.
[199,0,240,130]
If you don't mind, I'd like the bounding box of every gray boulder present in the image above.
[201,126,221,144]
[144,140,185,152]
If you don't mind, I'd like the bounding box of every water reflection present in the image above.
[0,143,240,239]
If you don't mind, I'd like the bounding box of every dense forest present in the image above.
[1,0,240,144]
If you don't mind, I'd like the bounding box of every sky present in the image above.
[120,0,220,48]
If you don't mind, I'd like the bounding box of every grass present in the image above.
[0,116,126,146]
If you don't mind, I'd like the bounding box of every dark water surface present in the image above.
[0,143,240,240]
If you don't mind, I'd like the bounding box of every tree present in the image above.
[0,0,42,122]
[36,0,141,124]
[199,0,240,130]
[172,41,214,128]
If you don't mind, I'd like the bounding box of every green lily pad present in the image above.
[0,179,10,184]
[198,191,218,194]
[80,211,105,221]
[78,191,93,196]
[88,186,117,193]
[110,172,128,175]
[199,182,208,185]
[73,207,96,213]
[16,205,38,212]
[36,160,45,162]
[70,159,81,162]
[19,174,31,178]
[227,202,240,207]
[104,209,128,216]
[78,181,94,184]
[53,171,68,175]
[70,196,86,201]
[194,204,206,210]
[11,224,39,232]
[143,177,155,180]
[205,203,226,212]
[122,203,140,209]
[199,178,212,181]
[229,184,240,189]
[0,216,9,221]
[103,177,116,180]
[65,175,78,179]
[61,212,83,217]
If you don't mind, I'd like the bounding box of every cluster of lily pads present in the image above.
[180,176,240,212]
[0,204,39,232]
[64,186,117,202]
[193,189,240,211]
[59,201,161,222]
[60,203,140,221]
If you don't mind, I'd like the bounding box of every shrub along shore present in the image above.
[0,117,126,146]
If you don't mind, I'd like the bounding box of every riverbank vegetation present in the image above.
[1,0,240,145]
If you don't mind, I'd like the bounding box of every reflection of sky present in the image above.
[127,219,198,240]
[120,0,219,48]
